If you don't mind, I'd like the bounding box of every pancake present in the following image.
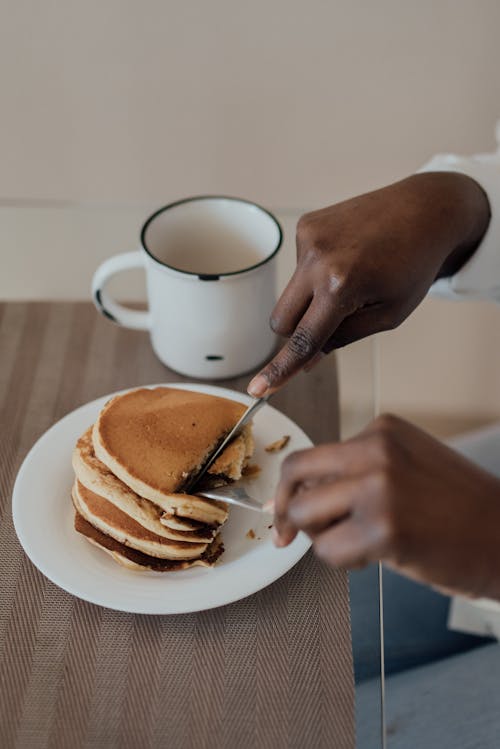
[209,424,254,481]
[160,513,203,532]
[75,512,223,571]
[72,427,217,543]
[158,494,230,527]
[72,481,208,561]
[92,387,251,503]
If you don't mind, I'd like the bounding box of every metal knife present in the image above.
[184,395,269,493]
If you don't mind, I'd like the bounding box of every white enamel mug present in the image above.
[92,196,282,379]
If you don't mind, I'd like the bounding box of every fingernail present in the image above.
[262,499,274,514]
[272,527,285,547]
[247,374,269,398]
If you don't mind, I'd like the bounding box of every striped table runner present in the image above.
[0,302,354,749]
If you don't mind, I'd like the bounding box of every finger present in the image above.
[287,477,366,535]
[272,511,298,548]
[278,439,379,498]
[269,268,313,337]
[304,351,326,373]
[312,518,381,569]
[263,499,274,513]
[272,524,294,548]
[273,439,379,544]
[248,296,345,397]
[321,303,400,353]
[287,481,351,537]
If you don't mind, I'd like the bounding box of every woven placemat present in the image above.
[0,302,354,749]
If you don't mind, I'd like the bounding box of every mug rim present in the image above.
[140,195,283,279]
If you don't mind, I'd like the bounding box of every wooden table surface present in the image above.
[0,302,354,749]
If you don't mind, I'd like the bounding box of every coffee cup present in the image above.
[92,196,282,379]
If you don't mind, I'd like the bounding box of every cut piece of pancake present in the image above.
[210,424,254,481]
[158,494,229,527]
[160,513,203,532]
[72,481,208,561]
[75,512,223,571]
[92,387,250,503]
[73,427,217,543]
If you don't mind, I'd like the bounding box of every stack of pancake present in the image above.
[71,387,254,572]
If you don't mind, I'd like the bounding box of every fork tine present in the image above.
[196,484,266,513]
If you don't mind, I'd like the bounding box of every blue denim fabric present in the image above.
[350,565,493,683]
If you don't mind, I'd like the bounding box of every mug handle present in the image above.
[91,251,151,330]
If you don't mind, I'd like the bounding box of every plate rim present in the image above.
[12,382,312,614]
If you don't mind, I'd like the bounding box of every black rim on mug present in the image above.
[140,195,283,281]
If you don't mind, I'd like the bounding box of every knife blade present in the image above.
[184,395,269,493]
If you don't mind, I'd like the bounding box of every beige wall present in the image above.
[2,0,500,425]
[377,297,500,424]
[2,0,500,206]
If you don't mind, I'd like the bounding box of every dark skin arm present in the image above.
[272,415,500,601]
[248,172,490,397]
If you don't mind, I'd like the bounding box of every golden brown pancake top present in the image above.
[96,387,246,493]
[74,427,216,542]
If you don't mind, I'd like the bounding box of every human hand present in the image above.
[272,414,500,600]
[248,172,489,397]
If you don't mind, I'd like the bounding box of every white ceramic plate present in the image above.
[12,383,312,614]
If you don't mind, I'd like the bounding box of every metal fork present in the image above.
[197,484,267,513]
